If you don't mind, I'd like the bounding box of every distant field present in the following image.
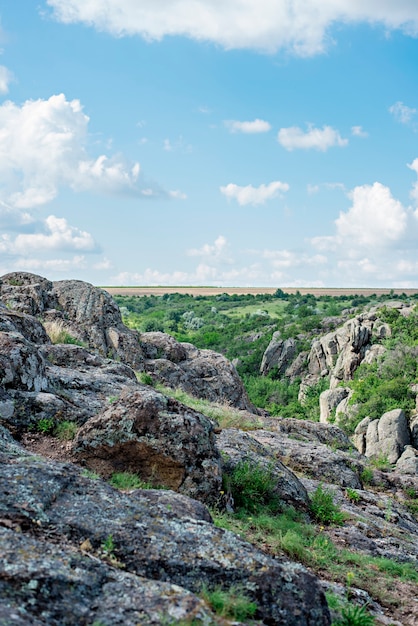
[103,286,418,297]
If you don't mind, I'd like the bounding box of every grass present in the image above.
[43,319,85,346]
[310,484,345,525]
[211,507,418,610]
[109,472,156,490]
[223,459,280,514]
[200,584,257,621]
[153,383,264,430]
[54,420,78,440]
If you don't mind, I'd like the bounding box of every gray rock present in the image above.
[0,454,331,626]
[260,332,297,376]
[396,446,418,474]
[354,416,374,455]
[0,331,48,393]
[72,386,223,504]
[319,387,351,424]
[216,428,310,511]
[365,409,410,464]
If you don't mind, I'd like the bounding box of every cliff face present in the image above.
[1,273,417,625]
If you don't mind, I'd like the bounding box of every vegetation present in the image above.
[310,484,345,525]
[223,460,280,514]
[54,420,78,440]
[200,584,257,621]
[43,319,86,346]
[109,471,163,490]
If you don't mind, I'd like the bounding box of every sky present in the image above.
[1,2,418,288]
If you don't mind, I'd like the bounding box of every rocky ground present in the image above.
[1,272,418,625]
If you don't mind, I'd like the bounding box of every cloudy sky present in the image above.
[1,1,418,287]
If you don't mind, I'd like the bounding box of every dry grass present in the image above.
[43,319,81,345]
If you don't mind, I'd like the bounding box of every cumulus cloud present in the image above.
[0,215,97,255]
[187,235,229,260]
[0,93,145,209]
[389,101,417,124]
[263,249,327,268]
[47,0,418,56]
[15,255,88,272]
[220,181,289,205]
[407,158,418,204]
[0,66,13,94]
[278,125,348,151]
[224,119,272,134]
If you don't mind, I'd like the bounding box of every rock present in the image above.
[0,331,48,393]
[260,332,297,376]
[0,308,50,344]
[216,428,310,511]
[72,386,223,503]
[354,416,374,455]
[285,350,308,380]
[319,388,351,424]
[140,331,188,362]
[396,446,418,474]
[410,413,418,448]
[271,418,354,451]
[363,344,387,365]
[0,454,331,626]
[144,339,256,412]
[0,272,144,369]
[365,409,410,464]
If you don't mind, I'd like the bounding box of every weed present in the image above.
[82,469,100,480]
[345,488,361,504]
[370,454,393,472]
[360,467,374,486]
[310,484,344,525]
[332,603,375,626]
[35,417,55,435]
[200,584,257,621]
[224,460,280,514]
[107,395,119,404]
[137,371,155,386]
[54,420,78,441]
[101,534,115,556]
[109,471,163,490]
[43,319,85,346]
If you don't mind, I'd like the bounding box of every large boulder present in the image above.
[216,428,310,511]
[396,445,418,474]
[142,334,256,412]
[319,387,351,424]
[72,386,223,503]
[363,409,410,464]
[0,272,144,369]
[260,332,297,376]
[0,453,331,626]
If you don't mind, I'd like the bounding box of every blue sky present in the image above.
[1,1,418,287]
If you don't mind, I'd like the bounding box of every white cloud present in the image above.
[389,101,417,124]
[0,66,13,94]
[407,158,418,204]
[187,235,229,260]
[263,249,327,268]
[0,93,144,208]
[224,119,272,134]
[278,125,348,151]
[16,255,88,272]
[0,215,97,255]
[47,0,418,56]
[220,180,289,206]
[351,125,368,137]
[169,189,187,200]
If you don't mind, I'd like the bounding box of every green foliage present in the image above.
[360,467,374,486]
[345,488,361,503]
[224,460,280,514]
[35,417,55,434]
[332,604,375,626]
[369,454,393,472]
[200,585,257,621]
[82,469,100,480]
[109,472,157,490]
[54,420,78,441]
[310,484,344,525]
[101,534,115,556]
[137,371,155,386]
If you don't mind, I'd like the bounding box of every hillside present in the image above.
[0,272,417,625]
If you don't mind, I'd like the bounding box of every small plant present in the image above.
[101,534,115,556]
[107,395,119,404]
[44,319,85,346]
[109,471,161,490]
[370,454,393,472]
[332,603,375,626]
[224,460,280,514]
[345,488,361,504]
[360,467,374,486]
[200,584,257,621]
[310,484,344,525]
[54,420,78,441]
[35,417,55,434]
[137,371,155,386]
[82,469,100,480]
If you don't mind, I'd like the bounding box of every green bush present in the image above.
[224,460,280,514]
[310,484,344,525]
[35,417,55,434]
[109,472,155,490]
[332,604,375,626]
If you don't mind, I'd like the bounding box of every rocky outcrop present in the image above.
[396,445,418,474]
[216,428,310,511]
[356,409,411,464]
[319,387,351,423]
[0,272,144,369]
[260,332,297,376]
[0,451,331,626]
[72,386,222,503]
[142,333,256,412]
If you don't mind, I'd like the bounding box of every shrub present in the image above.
[332,604,375,626]
[109,472,153,490]
[54,420,78,441]
[43,319,85,346]
[224,460,280,514]
[35,417,55,434]
[310,484,344,525]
